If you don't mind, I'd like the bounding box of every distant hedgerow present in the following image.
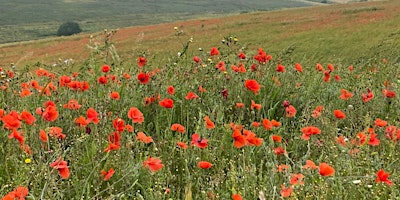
[57,21,82,36]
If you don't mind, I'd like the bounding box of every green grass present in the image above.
[0,0,312,44]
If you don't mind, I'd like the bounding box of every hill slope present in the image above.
[0,0,399,67]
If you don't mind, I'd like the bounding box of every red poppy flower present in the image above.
[98,76,108,84]
[8,128,25,146]
[167,85,175,95]
[185,91,199,100]
[273,146,286,155]
[113,118,125,132]
[290,173,305,185]
[276,63,285,72]
[143,157,163,172]
[101,64,110,73]
[253,48,272,64]
[198,161,212,169]
[2,113,21,130]
[311,106,324,118]
[193,56,201,63]
[315,63,324,71]
[362,89,374,103]
[251,100,261,110]
[285,105,297,118]
[232,193,243,200]
[319,163,335,176]
[210,47,219,56]
[49,127,66,139]
[191,133,208,148]
[204,116,215,129]
[301,126,321,140]
[303,160,318,170]
[128,107,144,124]
[41,105,59,122]
[137,72,150,84]
[110,91,120,100]
[333,110,346,119]
[176,141,188,149]
[280,185,293,198]
[376,169,393,186]
[243,129,262,146]
[294,63,303,73]
[75,116,89,127]
[375,118,387,127]
[340,89,353,100]
[50,158,70,179]
[39,129,48,142]
[216,61,226,72]
[104,132,121,152]
[159,98,174,108]
[271,135,282,143]
[238,52,246,59]
[2,186,29,200]
[86,108,99,124]
[137,56,147,67]
[235,102,245,108]
[198,85,207,93]
[382,89,396,98]
[232,129,246,148]
[171,123,185,133]
[368,133,380,146]
[63,99,82,110]
[101,168,115,181]
[245,79,261,95]
[323,70,331,82]
[136,132,153,144]
[125,124,134,132]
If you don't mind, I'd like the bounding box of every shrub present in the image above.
[56,21,82,36]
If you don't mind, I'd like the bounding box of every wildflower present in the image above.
[340,89,353,100]
[191,133,208,148]
[42,105,59,122]
[216,61,226,72]
[319,163,335,176]
[303,160,318,170]
[39,129,48,142]
[245,79,261,95]
[137,56,147,67]
[221,88,228,99]
[171,123,185,133]
[285,105,297,118]
[143,157,163,172]
[193,56,201,63]
[125,124,134,132]
[185,91,199,100]
[110,91,120,100]
[333,110,346,119]
[276,63,285,72]
[167,85,175,95]
[75,116,89,127]
[327,63,334,72]
[253,48,272,64]
[243,129,262,146]
[273,147,286,156]
[137,72,150,84]
[128,107,144,124]
[198,161,212,169]
[251,100,261,110]
[374,118,388,127]
[238,52,246,60]
[86,108,99,124]
[301,126,321,140]
[104,132,121,152]
[334,75,341,81]
[290,173,305,185]
[336,135,347,146]
[2,113,21,130]
[176,141,188,149]
[49,127,66,139]
[159,98,174,108]
[210,47,219,56]
[63,99,82,110]
[98,76,108,84]
[315,63,324,71]
[368,133,380,146]
[277,164,290,172]
[101,168,115,181]
[362,89,374,103]
[101,65,111,73]
[271,120,281,127]
[294,63,303,73]
[262,119,273,130]
[232,194,243,200]
[204,116,215,129]
[232,129,246,148]
[50,158,70,179]
[113,118,125,132]
[252,121,261,127]
[311,106,324,118]
[235,102,245,108]
[280,185,293,198]
[123,73,131,79]
[136,132,153,144]
[376,169,393,186]
[1,186,29,200]
[271,135,282,143]
[198,85,206,93]
[8,128,25,146]
[323,70,331,82]
[382,89,396,98]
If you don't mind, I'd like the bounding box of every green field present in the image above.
[0,0,317,44]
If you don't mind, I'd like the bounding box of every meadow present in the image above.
[0,0,313,44]
[1,0,400,199]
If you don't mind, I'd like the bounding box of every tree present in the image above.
[57,22,82,36]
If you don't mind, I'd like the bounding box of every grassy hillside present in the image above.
[0,0,314,44]
[0,0,399,67]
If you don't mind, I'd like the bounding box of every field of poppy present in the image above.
[1,1,400,200]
